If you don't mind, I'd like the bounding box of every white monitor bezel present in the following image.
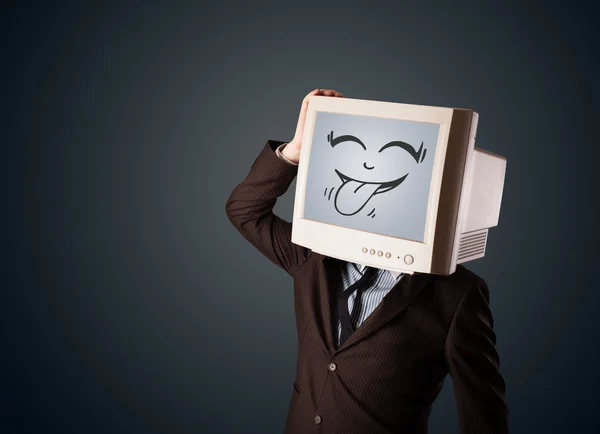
[291,96,455,274]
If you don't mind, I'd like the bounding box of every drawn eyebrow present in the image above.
[378,140,425,163]
[327,131,367,150]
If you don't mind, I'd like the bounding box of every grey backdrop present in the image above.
[304,111,440,242]
[2,1,598,433]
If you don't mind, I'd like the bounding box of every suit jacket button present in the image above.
[314,415,322,424]
[328,362,337,371]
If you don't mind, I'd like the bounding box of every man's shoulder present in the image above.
[421,265,490,325]
[429,264,488,301]
[444,264,485,285]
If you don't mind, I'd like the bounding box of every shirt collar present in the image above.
[356,263,403,279]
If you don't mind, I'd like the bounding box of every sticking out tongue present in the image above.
[334,180,380,215]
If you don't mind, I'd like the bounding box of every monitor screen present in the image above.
[303,111,440,242]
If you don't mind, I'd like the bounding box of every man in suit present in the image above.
[225,89,509,434]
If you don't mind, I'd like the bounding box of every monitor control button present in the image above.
[370,249,375,255]
[404,254,414,265]
[377,250,383,256]
[385,252,391,258]
[362,247,368,253]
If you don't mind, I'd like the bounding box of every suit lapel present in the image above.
[321,255,343,352]
[322,257,432,354]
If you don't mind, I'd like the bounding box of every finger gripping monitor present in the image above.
[290,96,506,276]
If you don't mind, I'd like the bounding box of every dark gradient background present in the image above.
[2,1,598,433]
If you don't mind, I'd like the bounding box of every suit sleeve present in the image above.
[225,140,312,277]
[445,280,509,434]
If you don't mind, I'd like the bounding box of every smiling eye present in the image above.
[378,140,425,163]
[327,131,367,150]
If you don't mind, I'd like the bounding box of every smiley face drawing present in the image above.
[323,130,427,218]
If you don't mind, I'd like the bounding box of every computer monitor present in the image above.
[291,96,506,276]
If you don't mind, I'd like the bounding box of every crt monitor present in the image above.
[290,96,506,276]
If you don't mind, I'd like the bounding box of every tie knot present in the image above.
[355,266,377,293]
[361,265,378,280]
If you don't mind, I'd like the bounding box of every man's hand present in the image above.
[281,88,344,164]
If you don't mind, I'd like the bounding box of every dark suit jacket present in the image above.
[225,140,509,434]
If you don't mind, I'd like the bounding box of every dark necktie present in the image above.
[337,265,378,347]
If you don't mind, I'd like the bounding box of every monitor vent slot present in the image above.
[457,229,488,264]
